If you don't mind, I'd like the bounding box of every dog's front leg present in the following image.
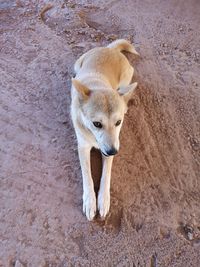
[98,155,114,218]
[78,145,96,221]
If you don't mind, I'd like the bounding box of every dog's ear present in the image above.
[118,82,137,103]
[72,78,90,99]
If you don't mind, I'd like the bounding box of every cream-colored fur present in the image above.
[71,39,138,220]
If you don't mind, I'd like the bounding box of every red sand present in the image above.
[0,1,200,266]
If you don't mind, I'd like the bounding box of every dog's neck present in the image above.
[76,72,112,91]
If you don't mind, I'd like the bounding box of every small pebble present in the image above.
[51,137,57,143]
[184,224,194,240]
[188,232,194,240]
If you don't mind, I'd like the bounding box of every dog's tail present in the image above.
[107,39,139,55]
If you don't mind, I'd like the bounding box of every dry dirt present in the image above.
[0,0,200,266]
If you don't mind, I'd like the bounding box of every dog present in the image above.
[71,39,139,220]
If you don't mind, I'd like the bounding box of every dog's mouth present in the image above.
[101,151,110,157]
[100,148,118,157]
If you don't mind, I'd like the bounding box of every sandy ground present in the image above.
[0,0,200,266]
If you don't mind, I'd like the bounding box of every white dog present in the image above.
[71,39,138,220]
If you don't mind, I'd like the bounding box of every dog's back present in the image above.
[74,39,138,90]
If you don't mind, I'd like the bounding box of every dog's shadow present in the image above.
[91,148,102,196]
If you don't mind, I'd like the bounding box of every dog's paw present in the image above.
[83,190,96,221]
[98,191,110,218]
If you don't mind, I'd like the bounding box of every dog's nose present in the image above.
[106,147,118,156]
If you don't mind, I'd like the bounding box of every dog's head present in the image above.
[72,79,137,156]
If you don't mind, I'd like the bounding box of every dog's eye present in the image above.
[115,120,121,126]
[93,121,102,128]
